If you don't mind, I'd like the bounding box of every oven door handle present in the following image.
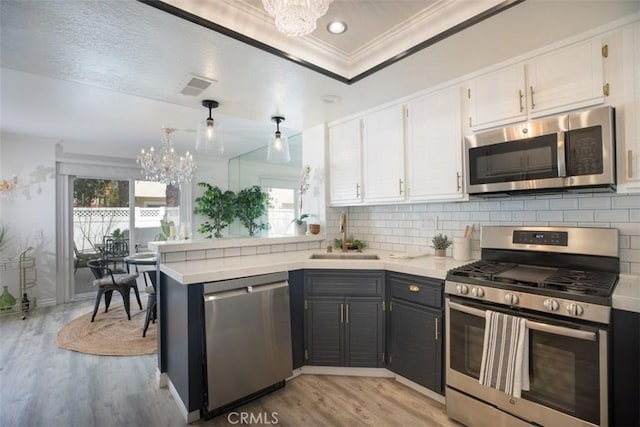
[448,301,597,342]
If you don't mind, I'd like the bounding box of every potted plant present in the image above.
[431,233,452,259]
[291,164,311,235]
[333,235,367,252]
[236,185,270,236]
[193,183,236,238]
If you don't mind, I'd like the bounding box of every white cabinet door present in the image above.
[620,23,640,192]
[406,86,464,201]
[468,63,527,130]
[329,118,362,205]
[528,38,605,117]
[362,104,405,203]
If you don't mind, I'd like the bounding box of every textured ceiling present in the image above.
[1,0,638,162]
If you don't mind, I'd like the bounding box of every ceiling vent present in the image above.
[178,74,216,96]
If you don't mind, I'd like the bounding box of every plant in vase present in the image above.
[291,164,311,235]
[431,233,452,258]
[193,183,237,238]
[236,185,270,236]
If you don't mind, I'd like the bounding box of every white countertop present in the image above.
[613,274,640,313]
[159,249,471,285]
[159,249,640,313]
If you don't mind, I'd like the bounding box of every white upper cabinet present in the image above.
[406,86,464,201]
[362,104,406,203]
[467,63,527,130]
[528,38,605,117]
[620,22,640,192]
[468,37,607,131]
[329,118,362,205]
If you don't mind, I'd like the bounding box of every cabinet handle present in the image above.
[340,303,344,323]
[435,317,439,341]
[518,89,524,112]
[529,86,535,110]
[629,150,634,179]
[356,184,361,199]
[408,284,420,292]
[346,304,350,323]
[399,178,404,195]
[456,172,461,192]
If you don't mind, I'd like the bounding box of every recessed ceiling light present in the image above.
[327,21,347,35]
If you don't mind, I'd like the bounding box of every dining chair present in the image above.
[73,242,100,274]
[87,259,141,322]
[103,237,129,270]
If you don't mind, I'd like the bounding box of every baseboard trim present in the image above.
[300,366,394,378]
[156,368,168,388]
[167,377,200,423]
[393,374,445,404]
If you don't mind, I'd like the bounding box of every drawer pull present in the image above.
[408,284,420,292]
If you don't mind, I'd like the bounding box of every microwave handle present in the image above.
[557,131,567,178]
[447,300,596,341]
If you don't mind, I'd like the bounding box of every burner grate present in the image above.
[449,260,517,280]
[541,269,618,296]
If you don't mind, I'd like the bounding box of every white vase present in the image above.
[295,221,307,235]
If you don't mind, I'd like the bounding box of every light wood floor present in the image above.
[1,299,460,427]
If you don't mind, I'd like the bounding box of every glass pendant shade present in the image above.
[267,131,291,163]
[267,116,291,163]
[196,118,224,155]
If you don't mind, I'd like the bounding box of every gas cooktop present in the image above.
[447,260,619,302]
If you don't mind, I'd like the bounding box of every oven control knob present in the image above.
[456,284,469,295]
[543,299,559,312]
[567,303,584,317]
[471,287,484,298]
[505,293,519,305]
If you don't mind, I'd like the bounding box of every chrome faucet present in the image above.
[340,211,347,252]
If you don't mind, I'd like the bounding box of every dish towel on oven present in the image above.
[479,310,530,398]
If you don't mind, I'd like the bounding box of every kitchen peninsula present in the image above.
[149,236,470,422]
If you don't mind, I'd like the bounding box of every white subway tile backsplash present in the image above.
[500,200,524,210]
[550,198,579,210]
[205,248,224,259]
[512,211,537,222]
[537,211,563,222]
[224,247,241,257]
[525,200,549,210]
[564,210,594,222]
[342,193,638,273]
[256,245,271,255]
[579,197,611,209]
[186,250,206,261]
[612,195,640,208]
[595,210,629,222]
[241,246,257,256]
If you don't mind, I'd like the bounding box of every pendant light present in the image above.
[267,116,291,163]
[196,100,223,155]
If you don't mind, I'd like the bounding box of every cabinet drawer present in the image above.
[305,270,384,296]
[388,272,443,308]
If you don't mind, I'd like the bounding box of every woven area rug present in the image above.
[56,304,157,356]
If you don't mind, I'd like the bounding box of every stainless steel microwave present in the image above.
[465,106,616,196]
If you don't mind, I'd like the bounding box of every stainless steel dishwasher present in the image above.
[203,272,292,414]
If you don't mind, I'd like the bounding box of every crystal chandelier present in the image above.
[262,0,333,37]
[137,128,196,185]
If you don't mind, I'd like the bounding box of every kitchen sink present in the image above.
[309,253,380,260]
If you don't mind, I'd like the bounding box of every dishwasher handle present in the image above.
[204,280,289,302]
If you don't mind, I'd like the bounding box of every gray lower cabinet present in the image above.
[305,270,385,367]
[387,272,444,394]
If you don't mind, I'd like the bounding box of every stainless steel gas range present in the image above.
[445,226,619,427]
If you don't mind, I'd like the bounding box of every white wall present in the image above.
[0,133,57,305]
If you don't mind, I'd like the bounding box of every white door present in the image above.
[528,38,605,117]
[362,104,406,203]
[329,118,362,205]
[406,86,464,201]
[468,63,527,130]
